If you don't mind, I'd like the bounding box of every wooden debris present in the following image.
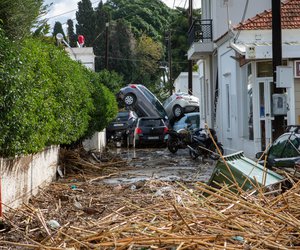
[0,148,299,249]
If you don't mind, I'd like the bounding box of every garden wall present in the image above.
[0,146,59,212]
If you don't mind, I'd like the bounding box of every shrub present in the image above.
[0,31,116,157]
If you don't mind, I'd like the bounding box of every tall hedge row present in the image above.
[0,28,118,157]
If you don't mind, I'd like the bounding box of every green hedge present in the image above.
[0,28,117,157]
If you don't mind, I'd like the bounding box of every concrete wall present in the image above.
[83,131,106,152]
[0,146,59,212]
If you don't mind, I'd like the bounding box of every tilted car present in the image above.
[127,117,169,147]
[106,110,138,145]
[256,125,300,169]
[163,92,199,121]
[117,84,168,123]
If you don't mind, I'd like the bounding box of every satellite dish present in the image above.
[56,33,64,41]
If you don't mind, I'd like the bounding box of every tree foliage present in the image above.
[0,0,45,40]
[76,0,95,46]
[67,19,77,47]
[0,26,117,157]
[53,21,66,41]
[133,34,163,89]
[104,0,172,40]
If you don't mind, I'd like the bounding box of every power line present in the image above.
[46,0,100,20]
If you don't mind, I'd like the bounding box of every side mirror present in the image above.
[255,151,264,159]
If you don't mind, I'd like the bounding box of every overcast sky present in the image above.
[43,0,200,32]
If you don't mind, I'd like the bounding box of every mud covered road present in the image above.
[102,147,216,186]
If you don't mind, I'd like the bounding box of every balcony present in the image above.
[187,19,214,60]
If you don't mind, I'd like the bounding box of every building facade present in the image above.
[188,0,300,157]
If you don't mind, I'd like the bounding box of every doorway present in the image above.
[257,78,274,150]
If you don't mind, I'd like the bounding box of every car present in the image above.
[163,92,199,121]
[172,112,201,131]
[127,117,169,147]
[106,110,138,145]
[117,84,169,122]
[255,125,300,169]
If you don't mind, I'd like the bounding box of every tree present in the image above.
[108,19,136,83]
[76,0,95,46]
[0,0,44,40]
[67,19,77,47]
[53,21,66,41]
[94,0,109,71]
[169,7,201,80]
[105,0,172,40]
[133,34,163,90]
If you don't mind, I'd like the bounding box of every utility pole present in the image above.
[168,31,173,96]
[188,0,193,94]
[105,22,109,69]
[272,0,285,138]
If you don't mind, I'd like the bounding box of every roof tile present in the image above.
[235,0,300,30]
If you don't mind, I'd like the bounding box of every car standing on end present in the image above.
[117,84,168,123]
[163,92,199,121]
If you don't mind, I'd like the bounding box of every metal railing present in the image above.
[188,19,213,45]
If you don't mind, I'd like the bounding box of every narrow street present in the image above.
[102,147,215,185]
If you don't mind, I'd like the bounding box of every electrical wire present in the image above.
[45,0,100,20]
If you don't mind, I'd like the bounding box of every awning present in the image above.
[229,41,300,60]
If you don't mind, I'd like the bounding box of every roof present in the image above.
[235,0,300,30]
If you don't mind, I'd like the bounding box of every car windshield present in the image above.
[138,85,167,118]
[269,134,300,159]
[139,119,164,127]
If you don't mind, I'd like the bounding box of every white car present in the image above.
[163,92,199,121]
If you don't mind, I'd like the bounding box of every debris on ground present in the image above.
[0,148,299,249]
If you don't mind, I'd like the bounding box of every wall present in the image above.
[173,72,200,98]
[210,0,270,40]
[295,78,300,123]
[83,131,106,152]
[0,146,59,212]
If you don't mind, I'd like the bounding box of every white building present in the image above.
[188,0,300,157]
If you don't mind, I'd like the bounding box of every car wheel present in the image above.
[124,93,136,107]
[173,105,183,118]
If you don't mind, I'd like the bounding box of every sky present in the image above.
[43,0,200,32]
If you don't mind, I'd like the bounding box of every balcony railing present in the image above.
[188,19,213,46]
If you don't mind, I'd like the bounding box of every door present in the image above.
[257,79,274,150]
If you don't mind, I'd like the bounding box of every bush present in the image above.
[0,30,116,157]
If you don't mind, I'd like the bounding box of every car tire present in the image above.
[124,93,136,107]
[173,105,183,118]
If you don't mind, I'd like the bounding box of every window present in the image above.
[282,135,300,158]
[226,84,230,129]
[268,134,290,160]
[247,64,253,140]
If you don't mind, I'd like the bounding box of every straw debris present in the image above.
[0,148,299,249]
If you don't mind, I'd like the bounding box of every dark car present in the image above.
[256,125,300,169]
[117,84,169,123]
[106,110,138,144]
[127,117,169,147]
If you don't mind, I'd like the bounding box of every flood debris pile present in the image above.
[1,171,300,249]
